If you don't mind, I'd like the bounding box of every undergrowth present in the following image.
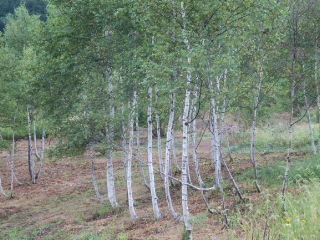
[238,155,320,187]
[229,179,320,239]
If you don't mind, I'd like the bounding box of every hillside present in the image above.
[1,121,319,239]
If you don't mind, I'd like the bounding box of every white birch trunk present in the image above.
[8,151,14,198]
[0,178,8,198]
[136,111,150,190]
[303,79,316,154]
[181,2,192,236]
[8,131,22,186]
[165,94,182,220]
[250,65,263,193]
[182,86,192,235]
[172,128,180,172]
[156,87,164,180]
[122,105,129,180]
[191,91,205,187]
[35,130,46,179]
[27,107,36,184]
[316,35,320,153]
[221,155,244,201]
[33,119,40,160]
[211,96,222,191]
[282,81,295,205]
[89,145,105,204]
[107,81,119,207]
[219,70,228,147]
[316,60,320,153]
[282,64,295,208]
[127,93,139,220]
[147,87,163,220]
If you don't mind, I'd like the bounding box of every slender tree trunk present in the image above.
[182,84,192,236]
[209,74,223,191]
[250,64,263,193]
[136,110,150,190]
[127,93,139,220]
[122,105,129,181]
[89,145,105,204]
[8,130,22,186]
[303,79,316,154]
[191,91,205,188]
[35,130,46,179]
[282,80,295,209]
[315,34,320,153]
[226,132,235,162]
[0,178,8,198]
[181,2,192,236]
[8,151,14,198]
[210,93,222,191]
[147,87,163,220]
[172,128,180,171]
[156,87,164,180]
[165,93,182,220]
[219,70,228,148]
[283,6,300,209]
[27,107,36,184]
[33,119,40,159]
[221,155,244,201]
[107,81,119,207]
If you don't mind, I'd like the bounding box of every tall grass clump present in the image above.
[270,179,320,239]
[227,179,320,239]
[229,154,320,239]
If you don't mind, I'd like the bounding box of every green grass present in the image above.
[238,155,320,187]
[226,120,320,153]
[233,179,320,239]
[91,205,124,220]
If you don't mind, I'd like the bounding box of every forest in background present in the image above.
[0,0,47,32]
[1,0,320,239]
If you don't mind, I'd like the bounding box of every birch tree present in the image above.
[147,87,163,220]
[126,92,139,220]
[181,1,192,235]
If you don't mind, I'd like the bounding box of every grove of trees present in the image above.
[1,0,320,238]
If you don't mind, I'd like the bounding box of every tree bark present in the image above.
[209,76,223,191]
[191,91,205,188]
[35,130,46,179]
[147,87,163,220]
[107,81,119,207]
[156,87,164,180]
[27,107,36,184]
[135,108,150,190]
[250,63,263,193]
[315,32,320,153]
[127,93,139,220]
[282,79,295,210]
[165,93,182,220]
[89,144,106,204]
[0,178,8,198]
[181,2,192,236]
[303,78,316,154]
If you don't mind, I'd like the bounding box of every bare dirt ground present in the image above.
[0,137,303,240]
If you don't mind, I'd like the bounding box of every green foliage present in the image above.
[181,225,192,240]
